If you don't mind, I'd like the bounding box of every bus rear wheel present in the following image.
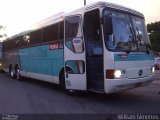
[9,66,14,78]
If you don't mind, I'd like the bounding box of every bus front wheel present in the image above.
[59,67,73,89]
[15,67,22,81]
[59,71,65,89]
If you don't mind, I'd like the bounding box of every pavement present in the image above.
[0,73,160,116]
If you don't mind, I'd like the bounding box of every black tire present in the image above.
[9,66,14,78]
[15,66,22,81]
[59,71,65,89]
[59,67,73,90]
[15,68,21,80]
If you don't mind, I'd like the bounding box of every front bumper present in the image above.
[104,74,155,94]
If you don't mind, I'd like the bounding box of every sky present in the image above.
[0,0,160,36]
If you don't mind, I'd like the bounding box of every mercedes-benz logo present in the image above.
[139,70,143,76]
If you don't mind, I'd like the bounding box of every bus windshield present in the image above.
[103,10,150,52]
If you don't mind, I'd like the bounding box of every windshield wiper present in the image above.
[129,26,136,41]
[136,27,143,46]
[144,43,151,54]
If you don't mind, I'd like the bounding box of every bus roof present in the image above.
[34,1,143,29]
[66,1,143,17]
[6,1,144,40]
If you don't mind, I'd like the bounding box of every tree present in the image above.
[0,25,4,38]
[147,21,160,51]
[0,25,7,41]
[147,21,160,33]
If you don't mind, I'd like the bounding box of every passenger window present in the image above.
[65,16,80,38]
[15,37,22,48]
[30,29,42,45]
[23,34,31,47]
[59,21,64,40]
[65,16,83,53]
[43,24,58,42]
[65,60,85,74]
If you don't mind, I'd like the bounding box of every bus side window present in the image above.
[15,37,22,48]
[65,60,85,74]
[30,29,42,45]
[23,34,31,47]
[59,21,64,40]
[65,16,83,53]
[65,16,80,39]
[43,24,58,43]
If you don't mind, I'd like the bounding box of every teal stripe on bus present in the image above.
[114,54,155,61]
[19,45,64,76]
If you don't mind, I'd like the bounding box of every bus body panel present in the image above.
[103,52,155,93]
[19,43,64,84]
[19,44,63,76]
[0,42,2,70]
[104,75,154,94]
[20,71,59,84]
[114,54,155,78]
[2,49,20,72]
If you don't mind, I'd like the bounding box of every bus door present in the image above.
[83,9,104,91]
[64,15,87,90]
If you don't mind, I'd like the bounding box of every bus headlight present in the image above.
[106,70,126,79]
[0,63,2,66]
[114,70,126,79]
[151,67,155,74]
[114,70,122,78]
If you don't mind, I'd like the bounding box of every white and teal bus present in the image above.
[0,42,2,70]
[2,1,155,93]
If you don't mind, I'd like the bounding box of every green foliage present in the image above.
[147,21,160,33]
[147,22,160,51]
[149,32,160,51]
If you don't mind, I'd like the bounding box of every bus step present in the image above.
[88,88,104,93]
[88,81,104,91]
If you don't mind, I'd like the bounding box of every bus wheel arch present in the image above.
[59,66,72,89]
[14,64,21,80]
[14,64,19,71]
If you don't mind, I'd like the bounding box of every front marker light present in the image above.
[106,70,114,79]
[152,67,155,74]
